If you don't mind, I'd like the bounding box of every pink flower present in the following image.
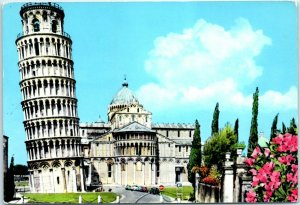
[287,173,294,182]
[272,134,284,145]
[270,171,280,181]
[252,176,259,187]
[264,148,270,157]
[289,136,298,152]
[246,190,257,203]
[262,162,274,174]
[245,158,255,166]
[249,169,257,176]
[277,144,288,152]
[292,164,298,173]
[288,188,298,202]
[287,171,297,186]
[263,194,271,202]
[251,147,262,159]
[278,155,295,165]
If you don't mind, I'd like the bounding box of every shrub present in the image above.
[244,133,298,202]
[202,176,219,186]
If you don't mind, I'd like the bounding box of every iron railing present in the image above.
[21,2,63,11]
[16,31,71,39]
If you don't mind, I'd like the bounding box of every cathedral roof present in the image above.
[152,123,195,129]
[114,122,155,133]
[110,79,139,106]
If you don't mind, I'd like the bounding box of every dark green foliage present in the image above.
[287,118,298,135]
[282,122,286,134]
[211,102,220,136]
[247,87,259,157]
[270,113,279,140]
[234,118,239,142]
[187,120,202,197]
[4,157,15,202]
[203,123,237,171]
[14,164,29,176]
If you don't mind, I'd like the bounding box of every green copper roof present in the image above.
[258,136,269,148]
[110,79,139,106]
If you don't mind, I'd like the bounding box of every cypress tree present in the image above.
[187,120,202,198]
[247,87,259,157]
[282,122,286,134]
[4,156,15,202]
[234,118,239,142]
[211,102,220,136]
[270,113,279,140]
[288,118,297,135]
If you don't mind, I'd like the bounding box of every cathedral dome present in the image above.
[110,79,139,106]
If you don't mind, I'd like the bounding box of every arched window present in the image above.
[136,161,142,171]
[108,164,112,177]
[42,11,47,22]
[52,20,58,33]
[32,19,40,32]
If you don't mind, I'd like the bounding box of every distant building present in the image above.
[16,3,194,193]
[3,135,8,173]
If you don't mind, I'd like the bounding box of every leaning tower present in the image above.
[15,3,85,193]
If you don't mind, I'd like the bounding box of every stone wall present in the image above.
[196,183,221,203]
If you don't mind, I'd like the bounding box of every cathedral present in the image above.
[15,2,194,193]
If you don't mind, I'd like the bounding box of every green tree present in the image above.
[270,113,279,140]
[14,164,29,176]
[187,120,202,198]
[211,102,220,136]
[203,123,237,171]
[234,118,239,142]
[4,156,15,202]
[247,87,259,157]
[282,122,286,134]
[287,118,298,135]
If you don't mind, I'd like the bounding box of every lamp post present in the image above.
[195,173,200,202]
[225,152,231,161]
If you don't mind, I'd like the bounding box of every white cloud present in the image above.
[260,86,298,112]
[137,18,297,113]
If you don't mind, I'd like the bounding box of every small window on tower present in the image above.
[108,164,112,177]
[32,19,40,32]
[52,20,58,33]
[42,11,47,22]
[121,163,126,171]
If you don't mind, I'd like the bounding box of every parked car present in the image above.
[140,186,148,192]
[131,185,139,191]
[149,187,160,195]
[125,185,132,190]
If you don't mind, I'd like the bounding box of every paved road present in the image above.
[104,185,163,203]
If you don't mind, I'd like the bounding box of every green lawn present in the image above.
[15,181,29,186]
[24,192,117,204]
[161,186,193,200]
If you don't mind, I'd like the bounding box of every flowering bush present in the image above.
[245,133,298,202]
[201,165,221,186]
[199,166,209,178]
[202,176,219,186]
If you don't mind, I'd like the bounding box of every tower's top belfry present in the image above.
[19,2,66,37]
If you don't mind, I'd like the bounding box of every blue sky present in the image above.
[3,1,298,165]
